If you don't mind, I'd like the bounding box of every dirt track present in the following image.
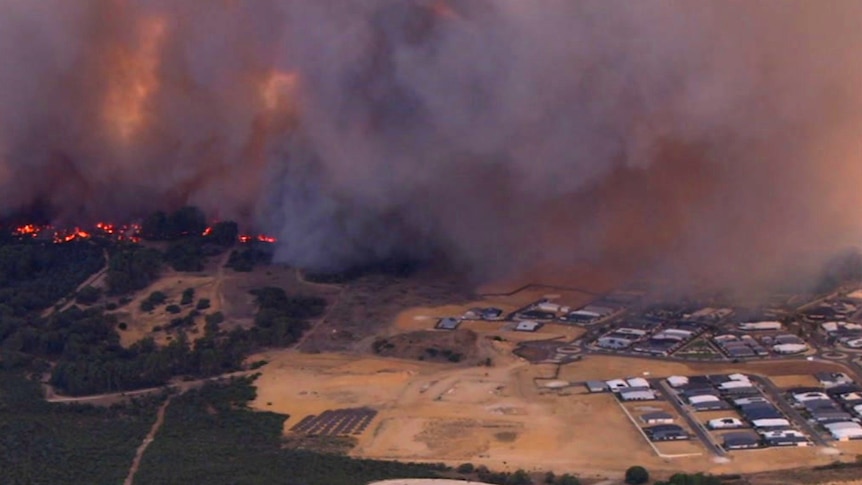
[124,396,172,485]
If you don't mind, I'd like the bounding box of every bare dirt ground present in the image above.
[299,272,469,353]
[250,341,856,481]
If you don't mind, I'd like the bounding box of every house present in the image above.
[792,391,830,404]
[597,336,635,350]
[751,418,791,429]
[645,424,689,441]
[436,317,461,330]
[480,308,504,320]
[689,394,721,405]
[707,417,745,430]
[515,320,542,332]
[641,412,674,425]
[620,389,657,401]
[626,377,650,389]
[719,380,754,391]
[585,381,608,393]
[759,429,810,447]
[692,400,731,411]
[772,343,808,354]
[816,372,854,388]
[536,302,563,313]
[738,321,783,331]
[739,403,783,421]
[667,376,689,388]
[824,422,862,441]
[837,392,862,406]
[517,310,555,321]
[733,396,769,406]
[605,379,629,392]
[723,432,761,450]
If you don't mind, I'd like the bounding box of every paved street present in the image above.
[654,379,726,457]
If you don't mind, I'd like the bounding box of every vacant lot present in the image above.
[248,345,858,479]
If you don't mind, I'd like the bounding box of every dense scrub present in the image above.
[0,368,158,485]
[0,240,103,316]
[135,377,444,485]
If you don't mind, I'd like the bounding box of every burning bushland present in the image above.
[2,1,862,289]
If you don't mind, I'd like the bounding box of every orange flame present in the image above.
[103,15,168,141]
[261,70,299,113]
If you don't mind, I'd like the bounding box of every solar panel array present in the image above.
[289,407,378,436]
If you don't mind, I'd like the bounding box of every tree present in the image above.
[75,286,101,305]
[206,221,239,247]
[165,240,204,272]
[181,288,195,305]
[508,469,531,485]
[456,463,475,474]
[624,466,649,485]
[167,206,207,239]
[166,305,181,314]
[196,299,211,310]
[556,474,579,485]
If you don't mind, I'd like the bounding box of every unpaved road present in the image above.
[124,396,172,485]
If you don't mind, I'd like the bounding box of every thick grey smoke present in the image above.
[2,0,862,289]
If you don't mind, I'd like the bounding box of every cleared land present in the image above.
[251,336,859,479]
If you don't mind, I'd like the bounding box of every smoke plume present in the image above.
[2,0,862,289]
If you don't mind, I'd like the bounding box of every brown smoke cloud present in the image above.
[2,0,862,289]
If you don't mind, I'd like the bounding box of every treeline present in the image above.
[0,240,103,316]
[0,366,160,485]
[42,287,325,396]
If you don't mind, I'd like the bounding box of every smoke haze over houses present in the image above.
[2,0,862,289]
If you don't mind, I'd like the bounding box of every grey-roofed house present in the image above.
[815,372,854,388]
[436,317,461,330]
[644,424,690,441]
[692,400,731,411]
[585,381,608,393]
[723,432,761,450]
[480,308,504,320]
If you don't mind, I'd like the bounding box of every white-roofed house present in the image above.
[738,321,783,331]
[772,343,808,354]
[752,418,791,429]
[667,376,689,387]
[620,389,656,401]
[689,394,720,404]
[626,377,650,389]
[825,422,862,441]
[605,379,629,392]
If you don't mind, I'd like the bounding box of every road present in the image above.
[750,374,829,447]
[45,370,255,405]
[655,379,726,457]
